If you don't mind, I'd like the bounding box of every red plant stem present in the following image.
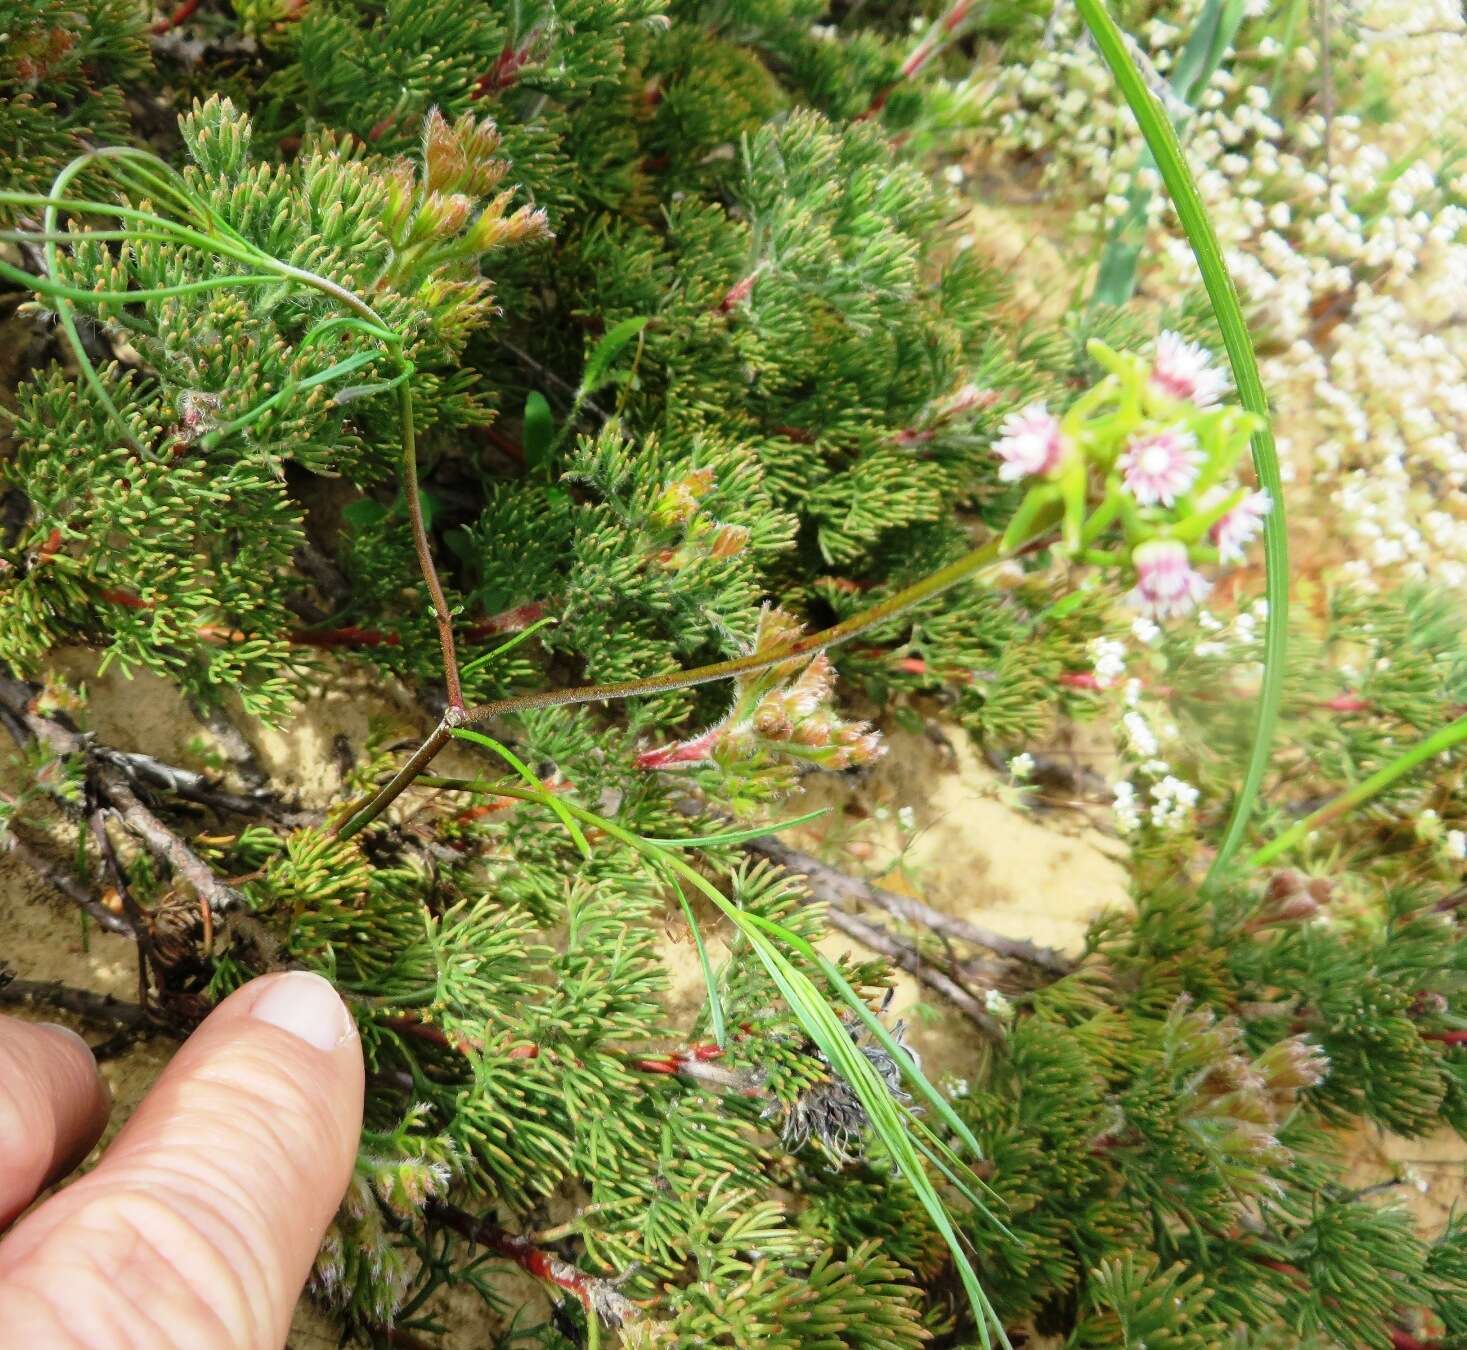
[1391,1332,1437,1350]
[1424,1030,1467,1045]
[859,0,974,119]
[630,1042,724,1074]
[292,625,401,649]
[151,0,200,33]
[425,1202,636,1325]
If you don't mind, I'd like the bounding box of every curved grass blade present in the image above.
[662,870,729,1047]
[1075,0,1288,881]
[1091,0,1247,306]
[644,806,831,848]
[452,727,592,861]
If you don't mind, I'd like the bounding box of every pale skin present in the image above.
[0,972,364,1348]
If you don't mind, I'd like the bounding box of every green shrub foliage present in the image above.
[2,2,1467,1346]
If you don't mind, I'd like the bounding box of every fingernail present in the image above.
[39,1022,93,1055]
[251,972,356,1052]
[39,1022,112,1107]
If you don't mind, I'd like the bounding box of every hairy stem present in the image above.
[397,380,463,710]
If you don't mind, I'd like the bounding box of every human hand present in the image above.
[0,972,364,1348]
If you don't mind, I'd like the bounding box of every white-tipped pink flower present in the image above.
[1150,331,1229,408]
[992,403,1064,482]
[1119,428,1203,506]
[1127,539,1210,620]
[1210,489,1272,562]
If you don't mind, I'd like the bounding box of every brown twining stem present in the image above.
[333,509,1061,841]
[425,1201,638,1327]
[398,382,463,712]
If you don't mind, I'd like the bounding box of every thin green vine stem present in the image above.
[0,259,290,305]
[1244,714,1467,870]
[1074,0,1288,881]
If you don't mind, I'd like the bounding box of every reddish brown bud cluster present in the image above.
[1256,870,1333,927]
[635,608,884,775]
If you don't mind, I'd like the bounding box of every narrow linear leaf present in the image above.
[578,315,650,397]
[522,391,554,472]
[644,807,832,848]
[451,728,592,861]
[1075,0,1288,880]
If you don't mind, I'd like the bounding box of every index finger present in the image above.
[0,1018,111,1227]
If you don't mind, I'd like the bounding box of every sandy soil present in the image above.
[0,648,1130,1342]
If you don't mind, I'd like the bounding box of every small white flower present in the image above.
[897,805,916,832]
[1113,780,1142,833]
[1009,752,1036,780]
[984,989,1014,1021]
[1149,774,1200,830]
[1130,617,1162,645]
[1089,636,1128,688]
[1123,710,1160,758]
[1447,829,1467,861]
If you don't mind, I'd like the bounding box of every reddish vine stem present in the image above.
[859,0,975,120]
[398,381,464,711]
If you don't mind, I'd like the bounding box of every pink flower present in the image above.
[1210,489,1272,562]
[992,403,1064,482]
[1150,331,1229,408]
[1127,539,1210,620]
[1119,428,1203,506]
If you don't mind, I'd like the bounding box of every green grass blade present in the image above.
[1075,0,1288,880]
[735,922,1005,1348]
[451,728,592,860]
[644,807,831,848]
[460,616,558,678]
[1091,0,1246,306]
[663,870,729,1047]
[1244,714,1467,870]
